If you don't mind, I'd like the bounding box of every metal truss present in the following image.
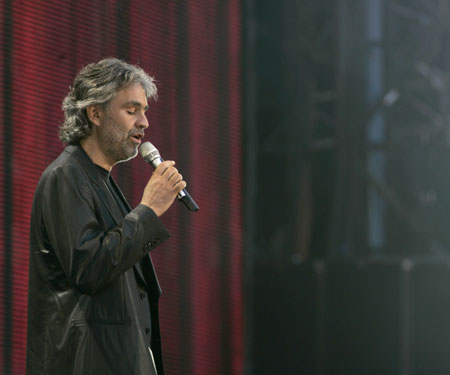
[331,0,450,256]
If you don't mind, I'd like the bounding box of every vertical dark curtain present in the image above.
[0,1,243,374]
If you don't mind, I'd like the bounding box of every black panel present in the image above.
[412,261,450,373]
[325,262,402,374]
[253,258,450,375]
[252,262,318,374]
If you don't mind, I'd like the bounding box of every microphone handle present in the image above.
[151,156,199,212]
[179,189,200,211]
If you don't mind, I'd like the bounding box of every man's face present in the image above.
[97,84,149,165]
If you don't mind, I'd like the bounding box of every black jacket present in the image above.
[26,145,170,375]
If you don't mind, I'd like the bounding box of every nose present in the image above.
[137,112,149,129]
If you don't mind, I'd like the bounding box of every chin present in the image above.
[115,148,138,165]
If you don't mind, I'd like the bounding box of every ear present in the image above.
[86,105,102,127]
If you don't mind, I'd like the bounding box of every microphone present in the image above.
[139,141,199,212]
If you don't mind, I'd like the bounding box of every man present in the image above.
[26,58,185,375]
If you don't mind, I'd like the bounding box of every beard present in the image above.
[98,114,141,165]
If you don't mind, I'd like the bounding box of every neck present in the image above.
[80,136,114,171]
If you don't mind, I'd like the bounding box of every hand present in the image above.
[140,161,187,217]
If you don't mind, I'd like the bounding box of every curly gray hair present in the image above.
[59,58,157,145]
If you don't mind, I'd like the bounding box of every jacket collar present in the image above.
[64,144,125,225]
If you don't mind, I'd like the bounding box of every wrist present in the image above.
[140,201,162,217]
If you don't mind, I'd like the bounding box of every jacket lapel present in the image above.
[107,177,149,288]
[67,145,148,288]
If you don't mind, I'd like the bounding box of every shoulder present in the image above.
[36,145,96,197]
[42,147,86,180]
[31,146,96,216]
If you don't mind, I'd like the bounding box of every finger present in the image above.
[167,168,179,181]
[174,181,187,192]
[172,174,183,187]
[155,160,175,176]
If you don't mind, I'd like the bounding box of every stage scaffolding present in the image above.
[246,0,450,263]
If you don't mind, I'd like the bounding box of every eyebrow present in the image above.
[123,100,149,111]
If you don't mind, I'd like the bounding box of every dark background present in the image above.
[246,0,450,374]
[3,0,450,374]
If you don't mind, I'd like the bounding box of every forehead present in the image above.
[110,84,148,107]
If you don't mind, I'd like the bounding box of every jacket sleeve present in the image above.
[40,164,170,295]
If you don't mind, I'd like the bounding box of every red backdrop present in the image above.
[0,1,243,374]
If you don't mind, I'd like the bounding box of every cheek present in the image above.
[116,115,134,132]
[108,115,129,135]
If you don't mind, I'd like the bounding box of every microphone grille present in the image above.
[139,141,159,159]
